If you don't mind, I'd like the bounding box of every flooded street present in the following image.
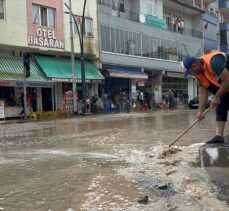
[0,110,228,211]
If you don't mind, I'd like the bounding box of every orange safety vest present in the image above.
[196,51,228,92]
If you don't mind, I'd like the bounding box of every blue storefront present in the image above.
[100,64,148,112]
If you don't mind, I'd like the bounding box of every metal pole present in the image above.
[81,0,87,115]
[129,78,132,112]
[69,0,77,114]
[23,70,27,120]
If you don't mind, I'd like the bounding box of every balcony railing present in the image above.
[100,24,202,63]
[98,2,203,39]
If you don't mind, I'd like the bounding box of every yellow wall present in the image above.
[63,0,99,58]
[0,1,27,47]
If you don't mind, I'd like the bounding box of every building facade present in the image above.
[0,0,227,117]
[97,0,204,109]
[0,0,103,117]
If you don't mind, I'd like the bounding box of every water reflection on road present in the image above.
[0,110,228,211]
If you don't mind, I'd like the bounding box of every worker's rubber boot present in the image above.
[205,135,224,144]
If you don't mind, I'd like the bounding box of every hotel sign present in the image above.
[28,28,64,49]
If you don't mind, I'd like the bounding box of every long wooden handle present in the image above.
[168,105,213,147]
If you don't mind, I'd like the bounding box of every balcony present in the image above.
[220,22,229,52]
[220,22,229,31]
[97,1,203,71]
[219,0,229,16]
[99,21,202,71]
[203,0,216,4]
[98,3,203,39]
[165,0,204,12]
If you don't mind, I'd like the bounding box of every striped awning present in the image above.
[0,56,48,82]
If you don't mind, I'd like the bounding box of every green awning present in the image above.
[0,56,47,81]
[34,55,104,81]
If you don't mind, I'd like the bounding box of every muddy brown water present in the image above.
[0,110,228,211]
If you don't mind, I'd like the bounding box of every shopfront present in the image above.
[34,55,104,113]
[162,71,188,96]
[101,65,148,112]
[0,56,53,118]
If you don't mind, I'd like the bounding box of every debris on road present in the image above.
[137,195,149,204]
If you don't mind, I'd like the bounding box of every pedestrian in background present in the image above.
[182,92,189,108]
[86,96,90,113]
[19,92,25,118]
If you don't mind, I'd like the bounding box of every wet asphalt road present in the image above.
[0,109,228,211]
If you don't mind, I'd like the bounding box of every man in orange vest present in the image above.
[182,51,229,144]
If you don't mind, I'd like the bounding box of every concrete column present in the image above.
[37,87,42,111]
[52,86,55,111]
[188,77,198,100]
[151,72,162,103]
[55,82,63,110]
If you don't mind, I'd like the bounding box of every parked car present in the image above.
[188,95,212,109]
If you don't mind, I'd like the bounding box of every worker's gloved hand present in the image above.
[197,111,205,120]
[211,96,221,108]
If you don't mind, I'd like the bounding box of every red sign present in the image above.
[63,91,73,116]
[76,17,82,25]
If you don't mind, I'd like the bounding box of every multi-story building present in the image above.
[97,0,204,109]
[0,0,103,118]
[202,0,229,53]
[202,1,220,53]
[1,0,226,117]
[218,0,229,52]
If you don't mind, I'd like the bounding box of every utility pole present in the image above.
[69,0,77,114]
[22,52,30,120]
[81,0,87,115]
[65,0,87,115]
[23,70,27,119]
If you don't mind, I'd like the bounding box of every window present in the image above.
[147,0,157,17]
[119,0,124,13]
[73,16,93,37]
[111,0,118,10]
[98,0,107,6]
[0,0,5,19]
[32,4,56,27]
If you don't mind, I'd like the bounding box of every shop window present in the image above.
[0,87,15,106]
[73,16,93,37]
[147,0,157,17]
[98,0,107,6]
[0,0,5,19]
[32,4,56,27]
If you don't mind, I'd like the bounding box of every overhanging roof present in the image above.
[103,65,148,79]
[34,55,104,81]
[0,56,48,82]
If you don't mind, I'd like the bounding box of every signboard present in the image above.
[166,71,183,78]
[51,78,91,83]
[63,91,74,116]
[139,14,166,29]
[0,80,53,88]
[137,79,145,86]
[28,28,64,49]
[0,101,5,119]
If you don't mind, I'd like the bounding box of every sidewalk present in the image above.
[0,106,191,125]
